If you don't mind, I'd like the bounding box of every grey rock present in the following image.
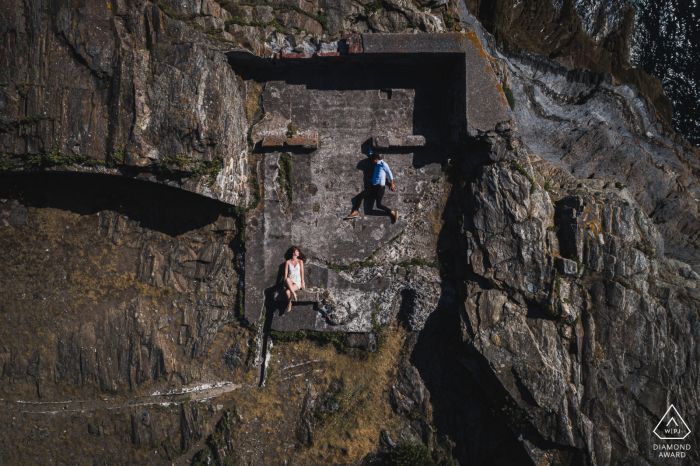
[0,199,27,226]
[390,359,430,418]
[556,257,578,276]
[296,382,317,445]
[319,0,364,35]
[254,6,275,23]
[344,333,377,352]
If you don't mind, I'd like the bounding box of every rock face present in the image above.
[0,0,249,204]
[2,1,700,466]
[506,49,700,269]
[461,0,673,125]
[453,158,700,463]
[0,173,244,392]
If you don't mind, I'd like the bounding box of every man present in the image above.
[346,151,398,222]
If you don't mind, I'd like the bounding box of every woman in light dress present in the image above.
[283,246,305,313]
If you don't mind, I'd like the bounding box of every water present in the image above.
[631,0,700,145]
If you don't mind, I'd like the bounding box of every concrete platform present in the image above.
[237,33,510,329]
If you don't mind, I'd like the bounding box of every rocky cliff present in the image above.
[2,1,700,465]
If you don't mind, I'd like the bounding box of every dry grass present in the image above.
[208,326,410,465]
[286,326,407,464]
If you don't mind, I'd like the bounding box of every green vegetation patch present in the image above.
[3,114,53,132]
[569,254,586,276]
[396,257,440,269]
[371,312,388,352]
[0,157,15,171]
[388,441,435,466]
[16,82,29,99]
[18,114,52,125]
[443,12,456,29]
[364,0,384,15]
[18,138,106,170]
[493,396,531,432]
[503,85,516,110]
[110,144,125,166]
[191,446,212,466]
[161,155,223,187]
[265,364,275,384]
[248,158,261,210]
[509,160,536,194]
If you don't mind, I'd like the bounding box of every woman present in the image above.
[283,246,305,313]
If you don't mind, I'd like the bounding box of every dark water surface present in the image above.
[631,0,700,145]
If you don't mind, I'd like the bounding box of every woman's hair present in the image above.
[285,246,306,261]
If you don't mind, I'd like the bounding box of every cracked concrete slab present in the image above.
[239,33,510,330]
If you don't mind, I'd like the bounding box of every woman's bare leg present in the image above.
[284,278,299,312]
[285,278,299,302]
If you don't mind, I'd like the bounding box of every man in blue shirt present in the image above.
[346,151,398,222]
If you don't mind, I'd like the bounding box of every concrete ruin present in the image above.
[236,33,510,332]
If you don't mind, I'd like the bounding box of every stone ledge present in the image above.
[272,287,327,303]
[372,135,426,149]
[262,134,318,149]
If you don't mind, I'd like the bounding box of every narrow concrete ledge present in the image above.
[272,287,327,303]
[372,135,426,149]
[262,134,318,149]
[270,305,322,331]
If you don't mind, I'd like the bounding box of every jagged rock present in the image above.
[227,5,253,22]
[181,402,211,452]
[0,199,27,226]
[344,333,377,352]
[1,1,250,204]
[318,0,364,35]
[224,340,244,370]
[466,163,555,302]
[556,257,578,276]
[3,1,700,465]
[390,359,430,418]
[275,10,323,34]
[296,382,317,445]
[367,11,409,33]
[456,149,700,463]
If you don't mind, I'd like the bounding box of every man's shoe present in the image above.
[346,211,358,219]
[391,211,398,223]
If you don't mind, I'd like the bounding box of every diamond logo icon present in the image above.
[654,405,691,440]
